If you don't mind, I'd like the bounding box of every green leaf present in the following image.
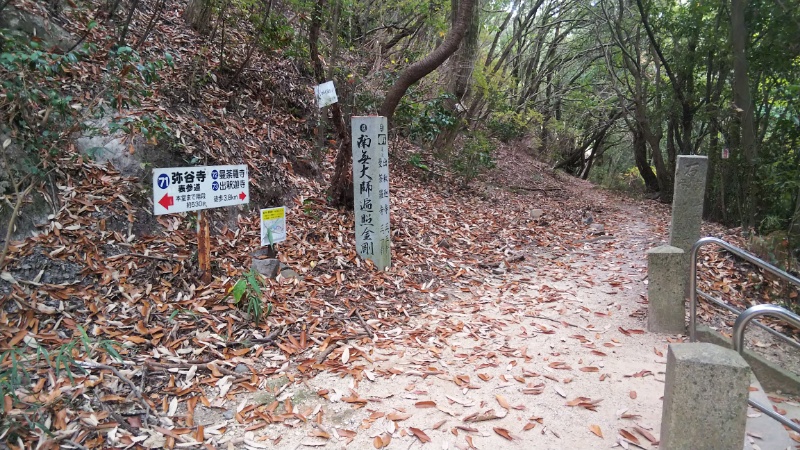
[230,279,247,303]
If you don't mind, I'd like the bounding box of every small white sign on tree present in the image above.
[314,81,338,108]
[352,116,390,270]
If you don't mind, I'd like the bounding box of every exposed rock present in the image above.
[280,268,299,279]
[530,209,545,220]
[74,115,183,179]
[588,223,605,235]
[252,257,280,278]
[0,6,77,53]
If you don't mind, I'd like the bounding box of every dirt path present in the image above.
[189,186,683,449]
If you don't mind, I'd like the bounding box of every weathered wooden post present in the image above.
[351,116,391,270]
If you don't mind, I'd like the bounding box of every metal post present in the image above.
[731,304,800,434]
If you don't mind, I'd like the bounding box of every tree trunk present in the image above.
[378,0,475,122]
[310,0,351,208]
[731,0,757,231]
[632,127,659,192]
[185,0,214,34]
[447,0,479,103]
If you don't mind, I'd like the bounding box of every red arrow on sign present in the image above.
[158,193,174,210]
[239,192,247,201]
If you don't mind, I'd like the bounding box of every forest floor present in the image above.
[3,140,800,450]
[2,2,800,448]
[221,178,673,449]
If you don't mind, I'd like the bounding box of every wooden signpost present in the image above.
[351,116,391,270]
[152,165,249,282]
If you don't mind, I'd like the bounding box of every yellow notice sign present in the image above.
[260,206,286,246]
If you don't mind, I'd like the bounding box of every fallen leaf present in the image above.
[496,395,510,410]
[590,424,603,438]
[619,429,640,445]
[409,427,431,443]
[494,427,513,441]
[387,412,411,421]
[415,400,437,408]
[633,426,658,444]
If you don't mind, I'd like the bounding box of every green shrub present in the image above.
[451,131,495,182]
[487,110,530,142]
[393,91,457,143]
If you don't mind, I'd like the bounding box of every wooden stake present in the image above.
[197,210,211,283]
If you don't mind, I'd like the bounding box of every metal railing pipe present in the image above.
[732,304,800,356]
[688,237,800,342]
[731,304,800,434]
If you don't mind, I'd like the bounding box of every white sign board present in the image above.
[152,165,249,215]
[314,81,338,108]
[352,116,390,270]
[260,207,286,246]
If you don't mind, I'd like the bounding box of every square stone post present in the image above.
[668,155,708,293]
[660,343,750,450]
[647,246,686,333]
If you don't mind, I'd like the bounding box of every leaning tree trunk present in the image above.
[378,0,475,122]
[327,0,474,208]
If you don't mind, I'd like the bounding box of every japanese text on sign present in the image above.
[352,116,391,269]
[314,81,338,108]
[152,165,249,215]
[260,206,287,246]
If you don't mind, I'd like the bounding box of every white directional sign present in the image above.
[152,165,249,215]
[352,116,390,270]
[314,81,338,108]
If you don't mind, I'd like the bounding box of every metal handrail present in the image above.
[732,304,800,434]
[688,237,800,342]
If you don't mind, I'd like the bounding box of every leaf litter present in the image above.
[1,1,794,448]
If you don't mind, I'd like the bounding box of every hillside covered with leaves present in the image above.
[1,0,799,448]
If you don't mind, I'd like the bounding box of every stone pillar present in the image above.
[646,246,686,333]
[660,343,750,450]
[668,156,708,295]
[669,155,709,252]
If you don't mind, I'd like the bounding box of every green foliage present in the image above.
[394,91,458,143]
[105,46,173,110]
[0,28,171,191]
[486,110,534,143]
[227,269,273,325]
[408,153,430,171]
[108,114,171,145]
[450,131,495,182]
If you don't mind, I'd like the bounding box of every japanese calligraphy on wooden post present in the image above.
[352,116,391,270]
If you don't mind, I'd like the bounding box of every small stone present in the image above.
[252,257,280,278]
[280,268,299,279]
[530,209,545,220]
[234,363,249,374]
[588,223,605,235]
[222,410,234,420]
